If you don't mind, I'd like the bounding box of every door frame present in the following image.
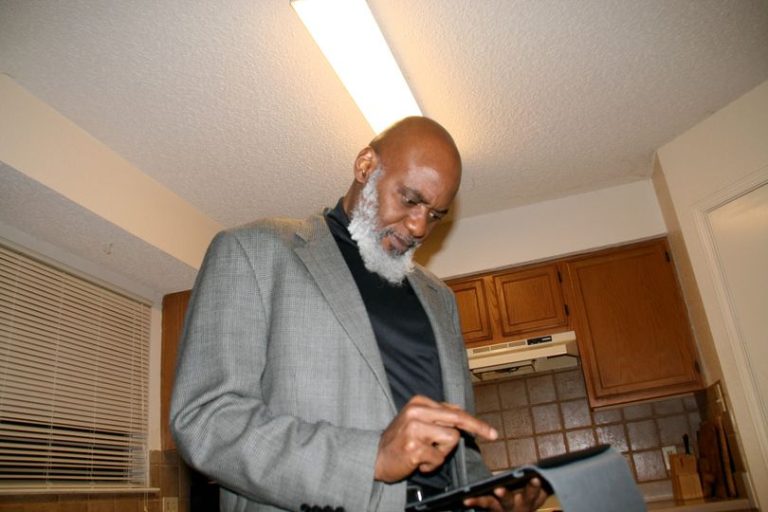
[693,164,768,506]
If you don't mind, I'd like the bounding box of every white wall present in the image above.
[656,80,768,508]
[420,179,666,278]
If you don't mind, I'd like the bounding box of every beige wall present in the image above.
[655,80,768,508]
[652,160,720,386]
[419,179,666,278]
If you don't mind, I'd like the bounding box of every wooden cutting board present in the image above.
[714,415,737,497]
[698,420,726,498]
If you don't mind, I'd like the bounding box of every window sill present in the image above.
[0,486,161,495]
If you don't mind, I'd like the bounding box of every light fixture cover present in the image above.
[291,0,422,133]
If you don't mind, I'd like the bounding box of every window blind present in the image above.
[0,243,151,493]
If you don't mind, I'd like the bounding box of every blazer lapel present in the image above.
[408,270,468,407]
[410,269,475,487]
[293,214,397,413]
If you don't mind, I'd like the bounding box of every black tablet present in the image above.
[404,444,610,512]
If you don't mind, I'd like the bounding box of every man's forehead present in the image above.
[395,169,458,209]
[381,146,459,181]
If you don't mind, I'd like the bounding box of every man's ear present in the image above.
[353,146,378,184]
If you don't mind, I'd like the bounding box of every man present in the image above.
[170,117,548,511]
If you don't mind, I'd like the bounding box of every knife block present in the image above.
[669,454,704,500]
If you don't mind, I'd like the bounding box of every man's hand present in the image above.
[374,395,498,483]
[463,478,549,512]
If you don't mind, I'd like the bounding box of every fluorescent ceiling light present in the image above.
[291,0,422,134]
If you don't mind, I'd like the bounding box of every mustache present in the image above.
[378,229,418,255]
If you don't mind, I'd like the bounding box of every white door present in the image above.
[707,180,768,495]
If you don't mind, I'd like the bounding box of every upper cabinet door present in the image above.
[564,239,702,407]
[447,264,570,348]
[447,276,496,344]
[493,264,568,338]
[161,289,191,451]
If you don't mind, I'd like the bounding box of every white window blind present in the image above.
[0,243,151,493]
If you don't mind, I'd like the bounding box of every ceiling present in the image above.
[1,0,767,300]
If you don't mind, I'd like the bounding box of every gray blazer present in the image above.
[170,213,489,512]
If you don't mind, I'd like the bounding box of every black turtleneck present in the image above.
[325,199,451,489]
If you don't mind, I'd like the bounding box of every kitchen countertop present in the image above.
[646,498,752,511]
[536,495,752,511]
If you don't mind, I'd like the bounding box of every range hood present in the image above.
[467,330,579,381]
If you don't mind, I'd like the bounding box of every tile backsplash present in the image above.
[473,364,701,491]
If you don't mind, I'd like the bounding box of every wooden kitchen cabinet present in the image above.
[448,275,496,344]
[494,264,568,338]
[161,290,191,450]
[563,238,702,407]
[446,262,570,347]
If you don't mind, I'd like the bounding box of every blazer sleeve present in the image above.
[169,230,382,511]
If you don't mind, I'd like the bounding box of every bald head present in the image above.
[369,116,462,179]
[342,116,462,261]
[344,116,462,214]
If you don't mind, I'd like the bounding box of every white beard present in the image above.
[348,168,418,285]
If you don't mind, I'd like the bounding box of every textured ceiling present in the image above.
[1,0,767,299]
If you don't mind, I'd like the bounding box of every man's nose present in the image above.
[404,207,429,240]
